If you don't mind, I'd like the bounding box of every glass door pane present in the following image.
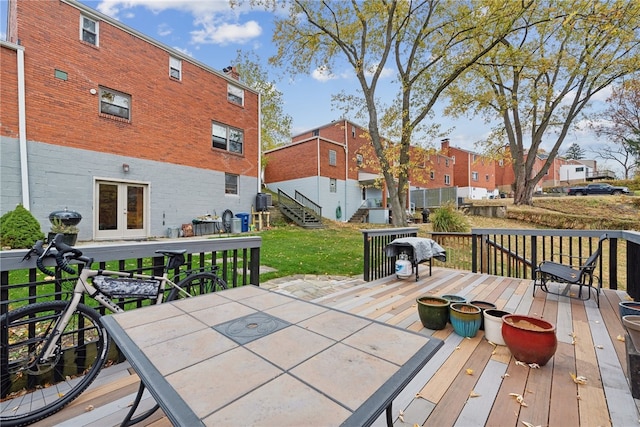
[98,183,118,231]
[126,185,144,230]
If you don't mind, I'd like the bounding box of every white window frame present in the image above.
[444,175,451,185]
[430,171,435,180]
[212,122,244,154]
[80,15,99,46]
[329,149,337,166]
[99,87,130,120]
[227,84,244,106]
[472,171,479,181]
[169,56,182,80]
[330,178,337,193]
[356,153,363,167]
[225,173,239,195]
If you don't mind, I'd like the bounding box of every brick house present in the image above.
[1,0,260,241]
[440,138,499,199]
[264,120,454,222]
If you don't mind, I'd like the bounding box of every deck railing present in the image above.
[362,228,640,297]
[0,237,262,316]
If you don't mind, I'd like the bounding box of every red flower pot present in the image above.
[502,314,557,366]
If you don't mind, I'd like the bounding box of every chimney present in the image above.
[223,66,240,80]
[441,138,450,154]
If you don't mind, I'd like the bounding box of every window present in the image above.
[430,171,435,180]
[81,16,98,46]
[575,167,584,172]
[169,56,181,80]
[356,153,363,167]
[472,171,479,181]
[227,84,244,105]
[330,178,337,193]
[212,122,244,154]
[312,129,319,136]
[444,175,451,185]
[485,174,490,181]
[352,126,356,138]
[499,159,504,166]
[99,87,130,120]
[225,173,239,195]
[445,159,450,167]
[329,149,337,166]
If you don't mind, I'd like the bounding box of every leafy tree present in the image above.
[253,0,532,225]
[445,0,640,205]
[232,50,292,174]
[564,143,585,160]
[592,79,640,179]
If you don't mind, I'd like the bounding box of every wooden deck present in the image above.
[30,267,639,426]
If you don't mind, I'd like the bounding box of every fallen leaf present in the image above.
[528,363,540,369]
[509,393,528,407]
[515,360,527,367]
[502,373,510,379]
[570,373,588,385]
[398,409,405,422]
[469,390,480,397]
[415,392,428,400]
[617,335,625,342]
[595,345,603,349]
[522,422,542,427]
[466,368,474,375]
[85,405,94,412]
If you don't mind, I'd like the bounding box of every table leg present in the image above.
[386,404,393,427]
[121,381,160,426]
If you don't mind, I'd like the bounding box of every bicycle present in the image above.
[0,234,227,426]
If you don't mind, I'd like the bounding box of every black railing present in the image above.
[0,237,262,316]
[295,190,322,218]
[362,228,640,297]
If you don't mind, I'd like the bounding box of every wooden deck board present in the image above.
[21,267,638,427]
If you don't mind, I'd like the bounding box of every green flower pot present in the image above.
[416,296,450,330]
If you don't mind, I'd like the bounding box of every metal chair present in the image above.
[533,234,608,307]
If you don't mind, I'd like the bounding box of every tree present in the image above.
[255,0,532,225]
[232,50,292,151]
[592,79,640,179]
[445,0,640,205]
[564,142,586,160]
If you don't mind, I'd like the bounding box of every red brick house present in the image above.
[440,139,499,199]
[1,0,260,240]
[264,120,454,222]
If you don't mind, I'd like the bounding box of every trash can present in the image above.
[236,213,250,232]
[231,218,242,234]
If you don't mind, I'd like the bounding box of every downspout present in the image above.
[257,92,262,193]
[343,120,348,223]
[16,45,30,210]
[317,137,321,203]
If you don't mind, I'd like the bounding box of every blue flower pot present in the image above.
[449,303,482,338]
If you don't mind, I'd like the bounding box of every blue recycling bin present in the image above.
[236,213,250,232]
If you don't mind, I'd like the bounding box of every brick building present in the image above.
[264,120,454,222]
[440,139,498,199]
[1,0,259,240]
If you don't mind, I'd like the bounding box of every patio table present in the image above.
[101,285,443,426]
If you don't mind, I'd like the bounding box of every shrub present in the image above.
[431,203,469,233]
[0,204,45,249]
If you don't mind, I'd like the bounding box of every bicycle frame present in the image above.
[37,266,190,363]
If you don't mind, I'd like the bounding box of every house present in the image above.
[264,120,454,223]
[0,0,260,241]
[440,138,498,199]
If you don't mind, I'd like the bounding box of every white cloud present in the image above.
[173,46,193,57]
[157,23,172,37]
[191,20,261,45]
[96,1,236,20]
[312,66,337,82]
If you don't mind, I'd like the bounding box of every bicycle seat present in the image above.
[155,249,187,257]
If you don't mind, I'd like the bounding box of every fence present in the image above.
[362,228,640,295]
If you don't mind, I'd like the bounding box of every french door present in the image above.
[95,180,148,239]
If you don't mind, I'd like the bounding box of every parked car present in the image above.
[567,183,630,196]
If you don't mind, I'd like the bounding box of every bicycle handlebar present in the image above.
[24,233,93,275]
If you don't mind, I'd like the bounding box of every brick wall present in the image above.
[4,0,258,178]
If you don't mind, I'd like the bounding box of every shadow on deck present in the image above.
[32,267,639,427]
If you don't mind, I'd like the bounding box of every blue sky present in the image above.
[0,0,616,164]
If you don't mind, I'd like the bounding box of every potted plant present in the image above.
[502,314,557,366]
[48,218,79,246]
[449,303,482,338]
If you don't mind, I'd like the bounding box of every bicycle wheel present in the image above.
[166,272,228,301]
[0,301,109,427]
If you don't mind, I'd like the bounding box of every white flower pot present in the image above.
[483,309,510,346]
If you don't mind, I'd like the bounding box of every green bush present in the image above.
[431,203,469,233]
[0,204,45,249]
